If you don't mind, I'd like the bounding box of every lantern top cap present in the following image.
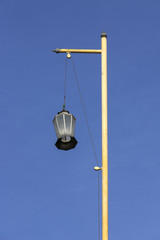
[53,109,76,122]
[58,109,69,114]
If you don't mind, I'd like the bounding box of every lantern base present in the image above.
[55,137,78,151]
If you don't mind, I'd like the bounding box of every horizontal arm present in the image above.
[52,48,102,54]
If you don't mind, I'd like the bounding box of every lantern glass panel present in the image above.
[72,116,76,136]
[57,114,65,136]
[53,118,60,139]
[64,114,72,135]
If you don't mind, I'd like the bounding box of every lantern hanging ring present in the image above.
[67,52,71,59]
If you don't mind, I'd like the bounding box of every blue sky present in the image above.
[0,0,160,239]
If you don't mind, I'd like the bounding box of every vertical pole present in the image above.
[101,32,108,240]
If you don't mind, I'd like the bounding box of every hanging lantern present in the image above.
[53,110,78,150]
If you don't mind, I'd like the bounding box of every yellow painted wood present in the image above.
[52,48,101,54]
[101,34,108,240]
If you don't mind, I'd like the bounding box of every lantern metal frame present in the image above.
[53,110,78,151]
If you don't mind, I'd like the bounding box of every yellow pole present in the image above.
[101,32,108,240]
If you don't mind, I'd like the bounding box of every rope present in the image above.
[98,171,101,240]
[71,56,99,166]
[70,56,101,240]
[63,57,68,110]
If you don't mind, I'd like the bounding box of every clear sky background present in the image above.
[0,0,160,239]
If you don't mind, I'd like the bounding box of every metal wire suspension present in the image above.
[71,56,99,166]
[63,57,68,110]
[70,55,101,240]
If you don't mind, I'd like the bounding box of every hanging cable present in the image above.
[63,57,68,110]
[70,56,101,240]
[70,56,99,166]
[98,171,101,240]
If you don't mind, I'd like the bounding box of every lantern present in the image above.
[53,110,78,150]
